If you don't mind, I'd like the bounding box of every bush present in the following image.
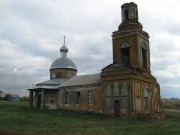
[162,102,177,109]
[20,96,29,102]
[174,102,180,109]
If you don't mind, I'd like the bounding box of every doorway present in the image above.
[114,100,120,116]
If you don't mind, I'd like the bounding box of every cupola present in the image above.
[50,37,77,79]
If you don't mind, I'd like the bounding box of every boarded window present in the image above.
[88,91,93,104]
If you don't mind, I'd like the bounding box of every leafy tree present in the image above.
[4,94,12,101]
[20,96,29,101]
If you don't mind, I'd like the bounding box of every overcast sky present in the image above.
[0,0,180,98]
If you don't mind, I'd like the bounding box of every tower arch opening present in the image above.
[125,9,129,20]
[120,43,131,65]
[140,43,148,69]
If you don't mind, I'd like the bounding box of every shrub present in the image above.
[20,96,29,102]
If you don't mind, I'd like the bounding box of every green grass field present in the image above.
[0,101,180,135]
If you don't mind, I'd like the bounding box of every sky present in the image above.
[0,0,180,98]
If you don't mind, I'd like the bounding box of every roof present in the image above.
[60,73,101,88]
[36,78,67,85]
[31,78,68,90]
[50,57,77,70]
[50,40,77,70]
[101,63,125,71]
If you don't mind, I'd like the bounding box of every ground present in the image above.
[0,101,180,135]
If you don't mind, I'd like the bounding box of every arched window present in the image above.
[129,8,134,19]
[120,43,131,65]
[125,9,129,20]
[142,48,147,68]
[141,43,148,68]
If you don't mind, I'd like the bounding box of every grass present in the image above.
[0,101,180,135]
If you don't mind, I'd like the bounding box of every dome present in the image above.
[50,57,77,70]
[50,36,77,71]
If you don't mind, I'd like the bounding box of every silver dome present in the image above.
[50,37,77,70]
[50,57,77,70]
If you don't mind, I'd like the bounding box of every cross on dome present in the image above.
[60,35,68,57]
[63,35,66,45]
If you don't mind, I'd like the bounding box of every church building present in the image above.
[28,2,161,117]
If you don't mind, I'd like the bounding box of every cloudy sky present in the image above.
[0,0,180,98]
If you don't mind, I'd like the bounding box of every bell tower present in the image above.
[101,2,161,117]
[112,2,150,72]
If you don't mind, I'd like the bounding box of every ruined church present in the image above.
[28,2,161,117]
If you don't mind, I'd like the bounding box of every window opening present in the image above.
[121,48,130,65]
[64,92,69,104]
[142,48,147,68]
[76,91,80,104]
[125,9,129,20]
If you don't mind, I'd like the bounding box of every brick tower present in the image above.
[101,2,160,117]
